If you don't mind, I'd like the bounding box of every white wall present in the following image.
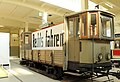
[0,32,10,66]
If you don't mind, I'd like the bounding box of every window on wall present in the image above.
[101,15,112,37]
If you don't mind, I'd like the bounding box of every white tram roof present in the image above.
[65,9,115,17]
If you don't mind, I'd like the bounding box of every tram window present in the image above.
[90,14,98,36]
[91,14,96,26]
[68,18,74,37]
[82,15,87,36]
[101,16,112,37]
[76,17,80,37]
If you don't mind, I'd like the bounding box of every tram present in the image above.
[20,10,115,79]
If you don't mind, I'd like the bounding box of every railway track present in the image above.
[61,73,115,82]
[62,74,91,82]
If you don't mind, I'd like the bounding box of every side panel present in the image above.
[68,40,80,62]
[80,40,92,63]
[28,50,32,60]
[74,40,80,62]
[39,50,46,63]
[33,50,39,62]
[68,40,75,61]
[45,50,52,64]
[25,50,29,60]
[94,41,110,63]
[80,40,110,63]
[54,50,63,67]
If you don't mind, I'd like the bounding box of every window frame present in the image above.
[80,12,88,38]
[100,14,113,38]
[89,12,99,38]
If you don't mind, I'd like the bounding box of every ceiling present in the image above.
[0,0,73,33]
[0,0,120,33]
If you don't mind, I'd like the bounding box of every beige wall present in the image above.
[11,34,19,46]
[10,31,20,57]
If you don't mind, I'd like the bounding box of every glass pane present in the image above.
[82,15,87,36]
[68,18,74,38]
[101,15,112,37]
[90,14,97,36]
[91,14,96,26]
[76,17,80,37]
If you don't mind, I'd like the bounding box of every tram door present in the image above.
[68,16,80,62]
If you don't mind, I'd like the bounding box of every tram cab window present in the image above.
[101,15,112,37]
[68,17,80,38]
[82,15,87,36]
[68,18,74,38]
[91,14,96,25]
[80,13,88,38]
[76,17,80,37]
[90,13,98,37]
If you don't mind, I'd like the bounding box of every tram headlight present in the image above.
[106,53,111,60]
[98,53,103,62]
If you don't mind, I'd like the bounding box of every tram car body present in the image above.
[111,33,120,66]
[20,10,114,78]
[20,32,32,61]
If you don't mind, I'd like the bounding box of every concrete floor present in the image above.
[0,57,120,82]
[0,57,60,82]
